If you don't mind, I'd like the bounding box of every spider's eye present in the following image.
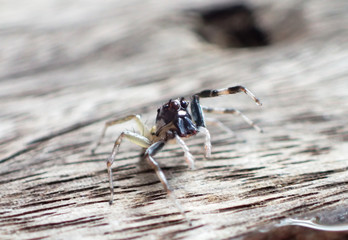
[170,100,180,110]
[163,104,169,110]
[180,100,188,109]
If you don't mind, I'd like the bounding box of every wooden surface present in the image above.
[1,0,348,239]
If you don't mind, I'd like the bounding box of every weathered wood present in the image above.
[1,0,348,239]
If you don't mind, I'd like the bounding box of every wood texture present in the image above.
[1,0,347,239]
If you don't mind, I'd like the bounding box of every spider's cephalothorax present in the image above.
[91,85,262,208]
[155,98,197,141]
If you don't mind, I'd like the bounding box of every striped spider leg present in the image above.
[190,85,262,156]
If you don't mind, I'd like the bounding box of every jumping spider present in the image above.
[91,86,262,205]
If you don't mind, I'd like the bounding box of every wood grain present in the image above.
[1,0,347,239]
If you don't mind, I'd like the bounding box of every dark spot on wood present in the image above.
[216,196,285,213]
[338,132,348,142]
[24,174,96,190]
[283,192,319,202]
[19,216,104,232]
[288,159,315,165]
[19,197,72,208]
[205,167,263,181]
[0,144,38,164]
[316,180,348,190]
[207,155,242,161]
[247,174,281,182]
[290,112,330,123]
[282,199,341,215]
[160,223,205,239]
[310,199,342,211]
[132,212,184,223]
[272,135,297,142]
[206,172,254,181]
[184,193,207,199]
[76,200,109,207]
[24,236,49,240]
[260,152,283,158]
[203,164,236,170]
[106,218,186,235]
[298,169,345,180]
[282,202,319,215]
[206,167,266,182]
[46,186,103,198]
[283,145,300,149]
[124,180,163,189]
[244,186,279,198]
[0,203,74,219]
[47,141,90,153]
[296,146,331,156]
[0,172,46,185]
[192,3,269,48]
[142,190,167,202]
[27,120,98,145]
[320,126,344,136]
[237,167,266,172]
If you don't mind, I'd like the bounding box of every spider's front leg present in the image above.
[107,131,151,205]
[144,140,191,225]
[195,85,262,106]
[190,95,212,158]
[190,85,262,156]
[175,134,195,169]
[144,141,172,194]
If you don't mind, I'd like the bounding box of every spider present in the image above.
[91,85,262,205]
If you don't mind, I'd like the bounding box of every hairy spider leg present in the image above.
[202,106,263,133]
[144,141,170,192]
[191,86,262,157]
[195,85,262,106]
[107,131,151,205]
[175,134,195,169]
[198,127,212,158]
[145,141,192,225]
[190,95,212,158]
[91,114,150,154]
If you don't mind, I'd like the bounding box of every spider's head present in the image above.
[156,98,197,138]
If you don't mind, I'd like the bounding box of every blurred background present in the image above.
[2,0,346,143]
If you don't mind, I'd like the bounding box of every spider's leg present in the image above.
[175,135,195,169]
[191,95,206,128]
[190,95,212,158]
[91,114,150,154]
[205,117,235,135]
[202,106,263,133]
[144,141,171,193]
[198,127,212,158]
[107,131,151,205]
[195,85,262,106]
[145,141,191,225]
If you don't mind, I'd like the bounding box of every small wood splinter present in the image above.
[91,85,262,224]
